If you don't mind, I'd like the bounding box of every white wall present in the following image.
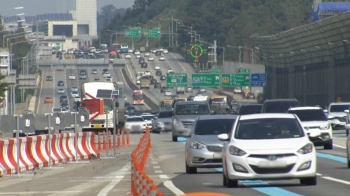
[75,0,97,36]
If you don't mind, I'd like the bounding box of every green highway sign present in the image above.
[144,27,161,38]
[192,73,220,87]
[166,73,187,88]
[124,28,142,38]
[222,73,250,87]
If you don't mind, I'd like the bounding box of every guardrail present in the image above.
[0,132,99,176]
[131,127,164,196]
[121,69,160,110]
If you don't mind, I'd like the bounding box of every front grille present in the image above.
[335,116,346,122]
[248,154,295,159]
[207,146,223,152]
[249,164,295,174]
[92,119,105,124]
[181,121,194,128]
[163,122,171,125]
[305,126,320,129]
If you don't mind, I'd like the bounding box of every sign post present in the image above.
[14,114,22,176]
[45,113,53,167]
[191,73,220,87]
[166,73,187,88]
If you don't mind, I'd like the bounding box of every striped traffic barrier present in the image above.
[108,131,113,150]
[18,137,35,170]
[50,134,65,163]
[38,135,60,165]
[0,139,16,174]
[59,133,75,161]
[85,132,100,157]
[27,136,45,167]
[76,132,91,160]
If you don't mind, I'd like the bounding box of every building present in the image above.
[312,0,350,22]
[72,0,97,36]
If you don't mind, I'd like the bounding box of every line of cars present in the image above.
[163,98,350,187]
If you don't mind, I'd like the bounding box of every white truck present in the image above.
[176,87,185,94]
[81,81,125,133]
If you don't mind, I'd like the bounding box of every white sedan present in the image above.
[57,89,65,94]
[69,74,76,80]
[136,79,140,85]
[125,116,147,133]
[154,66,160,70]
[164,90,172,96]
[73,96,81,102]
[220,113,317,187]
[125,54,131,59]
[145,53,150,57]
[159,56,165,61]
[163,49,168,54]
[148,57,154,61]
[136,55,141,59]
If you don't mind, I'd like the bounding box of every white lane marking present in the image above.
[154,170,163,174]
[170,53,186,72]
[153,166,161,169]
[322,176,350,185]
[317,173,322,176]
[164,180,185,195]
[119,69,151,109]
[333,144,346,149]
[125,61,134,80]
[0,191,83,195]
[96,163,130,196]
[151,161,158,164]
[159,174,169,179]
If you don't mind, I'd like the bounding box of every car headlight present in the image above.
[157,122,164,126]
[190,141,206,149]
[297,143,313,155]
[320,123,330,130]
[229,145,246,156]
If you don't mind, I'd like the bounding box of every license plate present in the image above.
[258,160,287,168]
[94,124,102,128]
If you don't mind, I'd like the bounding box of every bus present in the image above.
[132,90,145,105]
[111,43,121,52]
[120,43,128,53]
[81,81,125,133]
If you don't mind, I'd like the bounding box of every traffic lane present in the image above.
[152,134,350,196]
[65,69,79,111]
[37,70,55,114]
[111,68,150,111]
[54,69,67,108]
[0,153,131,195]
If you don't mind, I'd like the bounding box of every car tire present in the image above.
[324,140,333,150]
[223,173,227,187]
[226,174,238,188]
[185,161,197,174]
[172,135,177,142]
[300,176,317,186]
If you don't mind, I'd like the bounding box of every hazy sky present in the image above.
[0,0,134,16]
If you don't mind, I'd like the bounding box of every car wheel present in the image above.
[185,161,197,174]
[223,173,227,187]
[172,135,178,142]
[226,174,238,188]
[300,176,317,186]
[324,140,333,150]
[348,156,350,168]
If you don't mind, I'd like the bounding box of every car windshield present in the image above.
[142,115,154,120]
[288,109,327,121]
[235,118,304,140]
[239,105,263,115]
[158,111,172,118]
[329,105,350,112]
[133,94,144,99]
[175,104,209,115]
[195,119,235,135]
[127,106,135,110]
[126,117,144,122]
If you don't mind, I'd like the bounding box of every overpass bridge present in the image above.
[36,58,126,70]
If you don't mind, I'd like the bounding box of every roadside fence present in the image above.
[130,127,164,196]
[95,128,130,153]
[0,132,99,176]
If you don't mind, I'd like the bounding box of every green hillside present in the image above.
[99,0,313,61]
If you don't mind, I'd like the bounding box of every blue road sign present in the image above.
[251,73,267,87]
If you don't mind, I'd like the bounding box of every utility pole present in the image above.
[214,40,217,66]
[190,26,193,43]
[171,14,174,47]
[168,24,170,47]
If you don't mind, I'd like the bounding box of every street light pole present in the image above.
[171,14,174,47]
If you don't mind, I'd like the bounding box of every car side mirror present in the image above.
[323,109,328,113]
[218,133,229,141]
[345,110,350,113]
[345,124,350,130]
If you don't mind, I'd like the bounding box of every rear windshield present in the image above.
[158,111,172,118]
[194,119,235,135]
[263,101,300,113]
[175,104,209,115]
[239,105,263,115]
[329,105,350,112]
[234,118,304,139]
[288,109,327,121]
[126,117,144,122]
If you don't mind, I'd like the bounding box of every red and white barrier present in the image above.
[51,134,65,163]
[76,132,91,160]
[0,139,26,175]
[27,136,44,167]
[85,132,100,157]
[59,133,75,161]
[19,137,36,170]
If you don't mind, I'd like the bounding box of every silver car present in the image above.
[184,115,238,173]
[152,110,173,133]
[57,89,65,94]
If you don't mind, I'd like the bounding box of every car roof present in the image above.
[239,113,296,120]
[177,101,207,105]
[127,116,143,118]
[198,115,238,120]
[329,102,350,105]
[264,98,298,102]
[240,104,263,107]
[288,106,322,111]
